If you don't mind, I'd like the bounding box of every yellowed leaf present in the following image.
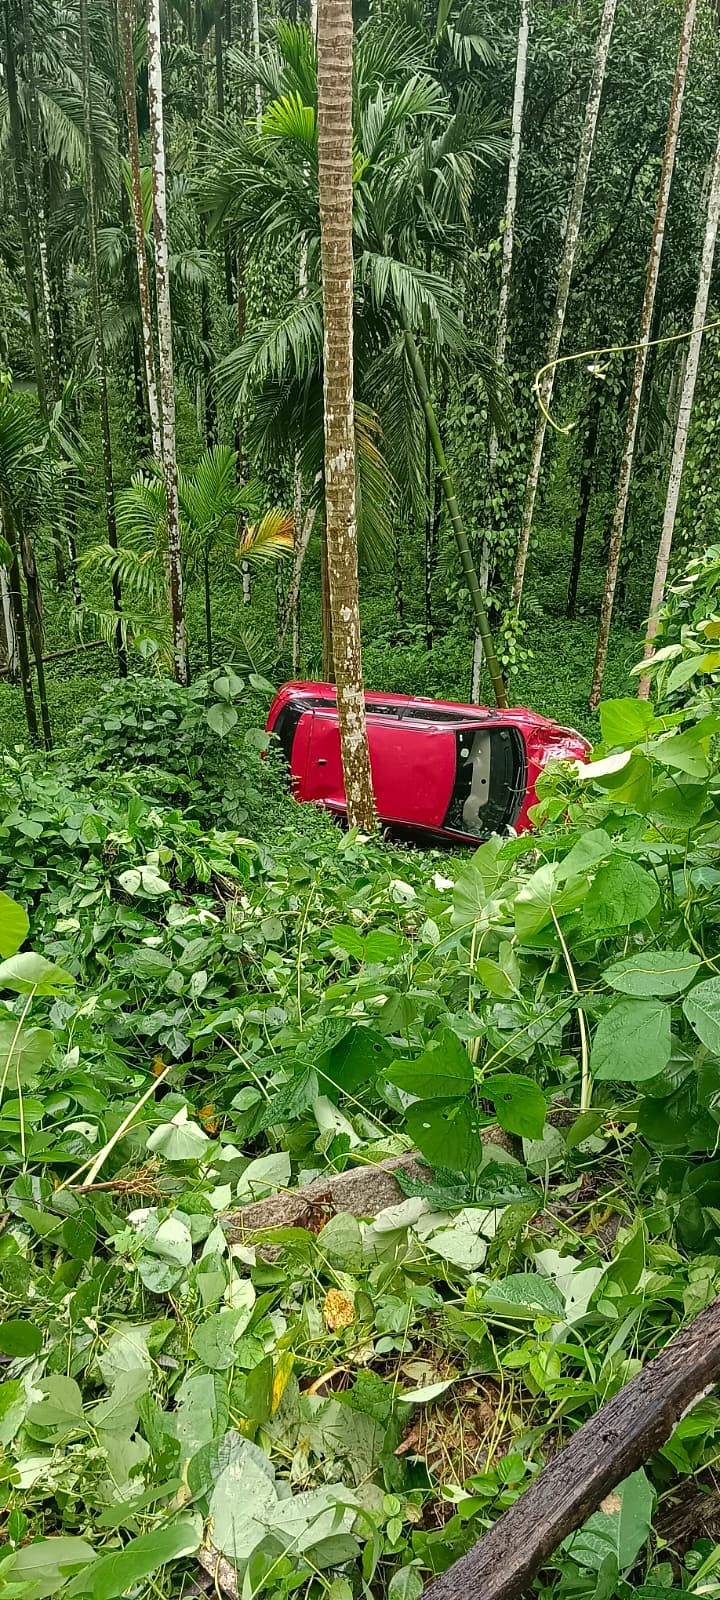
[323,1289,355,1332]
[272,1350,294,1414]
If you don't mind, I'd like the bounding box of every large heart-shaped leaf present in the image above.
[386,1029,472,1100]
[405,1096,482,1173]
[684,977,720,1054]
[482,1073,545,1139]
[591,999,671,1082]
[604,950,700,997]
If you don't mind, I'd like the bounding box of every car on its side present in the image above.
[266,682,590,846]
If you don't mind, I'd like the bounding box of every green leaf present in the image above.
[207,701,239,736]
[599,698,656,747]
[319,1025,392,1094]
[564,1469,654,1573]
[146,1111,209,1161]
[0,891,29,958]
[193,1306,255,1370]
[0,1318,42,1357]
[175,1371,229,1460]
[0,951,74,994]
[582,858,659,932]
[66,1520,200,1599]
[0,1377,26,1445]
[9,1537,96,1599]
[514,862,587,940]
[0,1021,54,1083]
[28,1375,85,1428]
[479,1271,565,1320]
[684,977,720,1054]
[209,1438,278,1562]
[388,1568,424,1600]
[604,951,700,997]
[591,999,671,1082]
[474,957,515,997]
[482,1074,545,1139]
[396,1379,454,1404]
[117,865,172,897]
[241,1354,274,1423]
[405,1096,482,1172]
[386,1029,472,1099]
[649,727,710,778]
[451,837,506,926]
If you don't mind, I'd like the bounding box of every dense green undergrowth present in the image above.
[1,557,720,1600]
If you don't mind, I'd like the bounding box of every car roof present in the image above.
[271,681,553,729]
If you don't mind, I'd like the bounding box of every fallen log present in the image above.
[223,1132,517,1238]
[423,1294,720,1600]
[223,1151,428,1236]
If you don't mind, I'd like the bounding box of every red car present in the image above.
[266,682,589,846]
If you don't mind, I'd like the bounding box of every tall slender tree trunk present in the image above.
[215,2,235,308]
[147,0,188,685]
[4,3,46,412]
[251,0,262,131]
[316,0,374,829]
[79,0,127,677]
[119,0,163,462]
[567,387,601,617]
[638,116,720,700]
[403,318,508,709]
[18,519,52,748]
[0,507,38,740]
[590,0,697,710]
[511,0,617,612]
[279,502,316,666]
[472,0,529,692]
[0,564,18,681]
[424,421,434,651]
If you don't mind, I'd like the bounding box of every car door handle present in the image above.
[317,758,327,765]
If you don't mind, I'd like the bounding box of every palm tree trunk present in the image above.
[403,317,507,710]
[320,524,333,679]
[4,2,46,413]
[567,387,601,617]
[119,0,163,462]
[424,419,434,652]
[0,508,38,740]
[18,520,52,749]
[204,551,213,668]
[511,0,616,611]
[0,564,18,681]
[279,502,316,665]
[590,0,697,710]
[638,114,720,700]
[317,0,374,829]
[79,0,127,678]
[147,0,188,686]
[251,0,262,131]
[473,0,529,685]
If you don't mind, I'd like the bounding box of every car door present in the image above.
[304,707,457,830]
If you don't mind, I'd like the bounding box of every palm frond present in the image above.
[359,74,446,163]
[355,404,396,571]
[80,540,165,611]
[238,507,295,563]
[216,293,323,410]
[263,91,317,151]
[356,253,466,350]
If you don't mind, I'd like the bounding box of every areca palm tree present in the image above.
[81,443,293,666]
[204,18,507,692]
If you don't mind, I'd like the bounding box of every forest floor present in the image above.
[3,452,699,1600]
